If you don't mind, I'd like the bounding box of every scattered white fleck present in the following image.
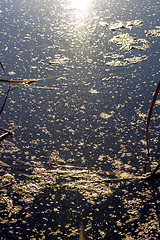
[98,154,105,161]
[155,99,160,105]
[100,112,112,119]
[8,71,16,75]
[89,88,99,94]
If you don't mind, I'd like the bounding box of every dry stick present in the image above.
[146,80,160,155]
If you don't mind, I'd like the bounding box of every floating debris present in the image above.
[98,154,106,161]
[89,88,99,94]
[106,59,124,67]
[126,55,148,63]
[110,33,135,50]
[107,20,143,30]
[0,156,112,205]
[133,38,150,50]
[49,57,68,65]
[0,173,15,189]
[8,71,16,75]
[52,114,56,120]
[104,53,124,59]
[100,112,112,119]
[109,33,149,51]
[106,55,148,66]
[0,173,15,183]
[155,99,160,105]
[61,169,112,202]
[147,26,160,37]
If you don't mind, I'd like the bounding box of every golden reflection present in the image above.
[68,0,92,59]
[70,0,91,12]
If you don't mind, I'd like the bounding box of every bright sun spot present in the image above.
[71,0,91,11]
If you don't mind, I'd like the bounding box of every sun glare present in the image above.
[71,0,91,12]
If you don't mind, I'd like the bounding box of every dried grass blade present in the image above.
[0,79,37,83]
[11,84,59,90]
[20,85,59,90]
[0,72,73,83]
[146,80,160,155]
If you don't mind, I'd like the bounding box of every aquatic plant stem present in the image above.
[146,80,160,155]
[0,61,8,79]
[0,61,11,115]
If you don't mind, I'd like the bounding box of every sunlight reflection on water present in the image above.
[70,0,91,12]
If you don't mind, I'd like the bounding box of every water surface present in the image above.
[0,0,160,239]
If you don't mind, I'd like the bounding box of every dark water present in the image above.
[0,0,160,239]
